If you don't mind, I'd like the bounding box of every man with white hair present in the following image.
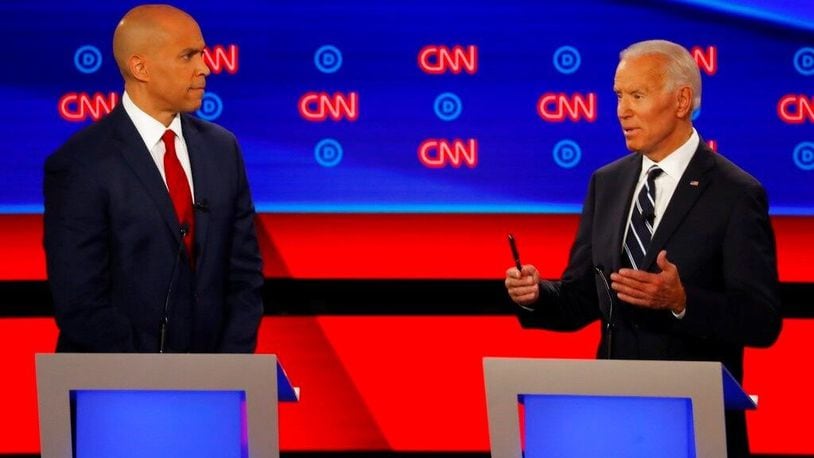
[505,39,781,456]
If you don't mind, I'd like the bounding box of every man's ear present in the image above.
[676,86,693,118]
[129,55,149,82]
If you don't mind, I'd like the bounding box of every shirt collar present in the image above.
[641,128,699,181]
[122,91,183,151]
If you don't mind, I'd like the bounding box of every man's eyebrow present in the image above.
[179,47,205,55]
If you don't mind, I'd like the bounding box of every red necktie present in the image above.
[161,130,195,266]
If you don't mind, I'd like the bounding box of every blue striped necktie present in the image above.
[623,165,663,270]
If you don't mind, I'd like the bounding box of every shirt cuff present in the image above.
[518,303,536,312]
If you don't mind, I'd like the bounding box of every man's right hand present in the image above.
[505,264,540,306]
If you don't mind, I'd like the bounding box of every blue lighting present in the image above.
[71,390,247,458]
[523,394,696,458]
[667,0,814,32]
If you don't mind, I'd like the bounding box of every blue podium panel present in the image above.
[71,390,247,458]
[523,394,696,458]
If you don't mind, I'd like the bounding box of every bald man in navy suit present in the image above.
[505,40,781,457]
[44,5,263,353]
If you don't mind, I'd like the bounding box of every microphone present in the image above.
[159,224,188,353]
[593,264,616,359]
[193,199,209,213]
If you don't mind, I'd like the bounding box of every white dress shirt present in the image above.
[121,92,195,198]
[622,128,699,318]
[623,128,699,243]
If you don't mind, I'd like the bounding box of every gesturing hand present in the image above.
[610,250,686,314]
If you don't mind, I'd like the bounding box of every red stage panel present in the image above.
[258,317,390,449]
[1,317,811,454]
[0,215,47,280]
[255,214,577,280]
[0,318,58,453]
[746,319,814,454]
[311,316,597,450]
[1,214,811,281]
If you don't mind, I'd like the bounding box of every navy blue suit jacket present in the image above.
[517,141,782,456]
[44,104,264,353]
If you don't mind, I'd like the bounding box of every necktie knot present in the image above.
[647,165,663,181]
[644,166,662,223]
[162,130,176,152]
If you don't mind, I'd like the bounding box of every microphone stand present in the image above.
[159,225,188,353]
[594,265,616,359]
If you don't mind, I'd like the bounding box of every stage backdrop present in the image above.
[0,2,812,455]
[1,0,812,281]
[0,0,812,215]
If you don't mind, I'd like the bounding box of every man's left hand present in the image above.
[610,250,686,314]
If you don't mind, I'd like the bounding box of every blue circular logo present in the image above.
[315,138,343,167]
[196,92,223,121]
[553,139,582,169]
[793,47,814,76]
[553,46,581,75]
[793,142,814,170]
[74,45,102,74]
[433,92,462,121]
[315,45,343,74]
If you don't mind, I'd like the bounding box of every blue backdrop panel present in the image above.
[523,394,696,458]
[72,390,247,458]
[0,0,811,214]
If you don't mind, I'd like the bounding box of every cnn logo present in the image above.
[418,45,477,75]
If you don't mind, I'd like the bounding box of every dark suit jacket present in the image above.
[44,104,264,353]
[518,141,782,456]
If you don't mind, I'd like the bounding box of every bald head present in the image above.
[113,4,198,79]
[112,4,210,126]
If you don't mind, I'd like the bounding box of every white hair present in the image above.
[620,40,702,111]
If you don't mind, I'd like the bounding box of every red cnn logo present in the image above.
[418,139,478,168]
[418,45,478,75]
[299,92,359,122]
[778,94,814,124]
[691,45,717,76]
[537,92,597,122]
[58,92,119,122]
[203,44,239,75]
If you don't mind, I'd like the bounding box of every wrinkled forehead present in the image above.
[614,54,668,90]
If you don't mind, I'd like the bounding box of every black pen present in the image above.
[507,233,522,273]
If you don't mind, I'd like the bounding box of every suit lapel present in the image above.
[182,115,211,271]
[111,105,182,243]
[613,156,642,270]
[598,154,641,271]
[641,143,715,270]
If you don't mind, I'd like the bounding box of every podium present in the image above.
[36,353,298,458]
[483,358,755,458]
